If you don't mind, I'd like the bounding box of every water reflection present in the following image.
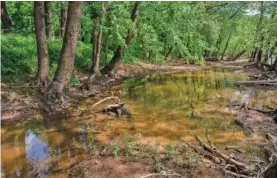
[25,130,49,176]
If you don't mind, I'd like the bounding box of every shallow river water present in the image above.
[1,70,276,177]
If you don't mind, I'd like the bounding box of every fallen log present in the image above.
[234,119,254,133]
[186,142,221,164]
[98,103,131,117]
[91,96,121,108]
[235,80,277,86]
[195,136,248,170]
[225,146,245,154]
[240,105,277,116]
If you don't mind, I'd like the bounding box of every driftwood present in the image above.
[225,146,245,154]
[235,79,277,86]
[234,119,254,133]
[190,133,277,178]
[195,136,248,170]
[91,96,121,108]
[194,136,257,178]
[98,102,131,117]
[67,96,131,118]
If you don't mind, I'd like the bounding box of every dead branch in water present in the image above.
[91,96,121,108]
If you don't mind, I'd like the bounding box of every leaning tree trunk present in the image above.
[249,1,265,63]
[60,2,68,38]
[256,36,264,66]
[44,2,54,40]
[101,2,139,75]
[1,1,12,33]
[220,31,232,61]
[45,1,83,110]
[34,2,50,87]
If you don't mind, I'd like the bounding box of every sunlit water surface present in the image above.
[2,70,277,177]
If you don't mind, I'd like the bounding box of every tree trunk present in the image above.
[102,2,139,75]
[34,2,50,87]
[44,2,54,40]
[229,50,246,61]
[91,2,105,75]
[250,49,257,62]
[60,2,68,38]
[220,31,232,61]
[125,2,139,47]
[256,36,264,66]
[45,1,83,109]
[1,1,12,33]
[165,46,174,61]
[273,56,277,73]
[214,34,221,59]
[249,1,265,63]
[91,18,100,72]
[101,46,123,75]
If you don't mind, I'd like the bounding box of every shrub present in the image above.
[1,34,37,81]
[1,34,92,82]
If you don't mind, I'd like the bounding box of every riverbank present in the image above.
[1,60,203,121]
[1,60,277,178]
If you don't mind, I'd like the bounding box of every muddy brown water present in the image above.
[1,70,276,177]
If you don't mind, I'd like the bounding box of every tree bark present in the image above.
[34,2,50,87]
[249,1,265,63]
[46,1,83,108]
[1,1,12,33]
[101,2,139,75]
[272,56,277,73]
[165,45,174,61]
[60,2,68,38]
[44,2,54,40]
[91,2,105,75]
[220,31,232,61]
[229,50,246,61]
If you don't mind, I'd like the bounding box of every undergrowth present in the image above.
[1,34,92,82]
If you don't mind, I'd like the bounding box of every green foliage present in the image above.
[1,34,91,81]
[2,1,277,81]
[111,141,120,156]
[6,2,34,33]
[165,142,176,158]
[1,34,37,81]
[153,141,162,172]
